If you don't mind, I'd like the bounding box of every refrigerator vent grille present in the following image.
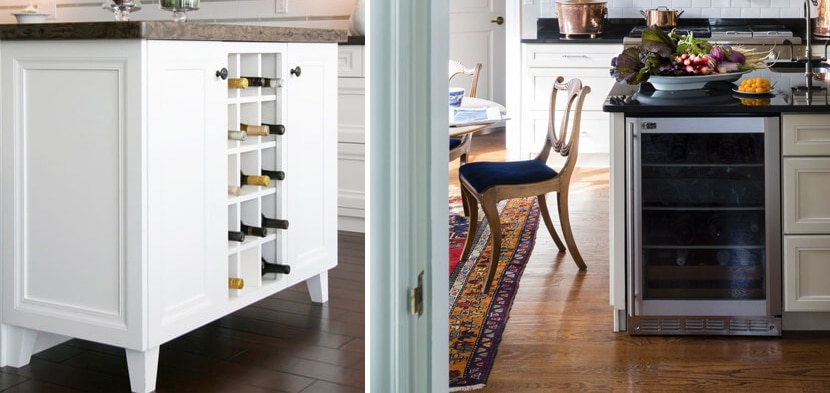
[630,316,781,336]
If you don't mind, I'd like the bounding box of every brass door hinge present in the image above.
[409,271,424,317]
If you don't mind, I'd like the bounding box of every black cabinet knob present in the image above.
[290,66,302,77]
[216,67,228,80]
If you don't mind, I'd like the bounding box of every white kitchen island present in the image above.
[0,22,344,393]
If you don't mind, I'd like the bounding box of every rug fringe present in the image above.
[449,384,485,392]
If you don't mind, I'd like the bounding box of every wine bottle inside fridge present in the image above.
[227,78,249,89]
[261,258,291,276]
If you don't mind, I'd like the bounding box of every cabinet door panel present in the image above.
[784,236,830,311]
[146,41,227,344]
[1,41,143,348]
[285,44,338,285]
[783,157,830,234]
[782,114,830,156]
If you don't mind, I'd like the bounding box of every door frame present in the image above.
[368,0,449,392]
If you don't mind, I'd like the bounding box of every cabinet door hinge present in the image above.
[409,271,424,317]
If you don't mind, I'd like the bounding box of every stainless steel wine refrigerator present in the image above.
[626,116,782,336]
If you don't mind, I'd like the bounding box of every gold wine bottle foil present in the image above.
[227,185,241,196]
[245,175,270,187]
[240,124,269,136]
[227,130,247,141]
[228,277,244,289]
[227,78,248,89]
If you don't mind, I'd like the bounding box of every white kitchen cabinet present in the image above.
[336,44,365,233]
[1,38,337,393]
[782,114,830,312]
[518,43,620,159]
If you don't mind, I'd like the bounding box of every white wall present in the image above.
[1,0,355,30]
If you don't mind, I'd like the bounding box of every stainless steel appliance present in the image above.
[626,116,782,336]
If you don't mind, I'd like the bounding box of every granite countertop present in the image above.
[603,67,830,114]
[0,21,347,43]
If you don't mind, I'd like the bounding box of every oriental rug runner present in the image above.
[448,188,540,391]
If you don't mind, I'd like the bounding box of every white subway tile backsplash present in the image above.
[600,0,809,19]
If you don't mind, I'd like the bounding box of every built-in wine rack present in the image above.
[225,50,287,297]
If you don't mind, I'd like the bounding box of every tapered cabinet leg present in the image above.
[125,347,159,393]
[2,325,38,367]
[306,271,329,303]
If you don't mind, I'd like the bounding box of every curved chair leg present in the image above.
[480,196,502,294]
[557,189,587,270]
[460,176,471,217]
[537,194,565,252]
[459,185,479,263]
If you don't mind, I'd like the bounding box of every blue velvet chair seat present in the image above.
[450,137,463,150]
[459,160,559,194]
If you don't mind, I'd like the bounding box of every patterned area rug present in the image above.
[448,188,540,391]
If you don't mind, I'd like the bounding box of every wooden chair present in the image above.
[449,60,482,165]
[458,77,590,294]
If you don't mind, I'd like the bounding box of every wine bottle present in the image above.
[240,123,269,137]
[228,185,241,196]
[241,172,270,187]
[261,258,291,276]
[262,169,285,181]
[227,78,249,89]
[240,76,282,88]
[228,277,244,289]
[228,230,245,242]
[261,214,289,230]
[262,123,286,135]
[228,130,247,141]
[241,222,268,237]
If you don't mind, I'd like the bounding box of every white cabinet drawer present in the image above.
[524,44,620,69]
[337,45,364,77]
[783,157,830,234]
[784,235,830,311]
[782,114,830,156]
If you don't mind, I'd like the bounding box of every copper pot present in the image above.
[815,0,830,37]
[555,0,607,38]
[641,6,684,28]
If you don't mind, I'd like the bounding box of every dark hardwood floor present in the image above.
[452,130,830,393]
[0,232,364,393]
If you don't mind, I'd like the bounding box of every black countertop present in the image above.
[603,67,830,115]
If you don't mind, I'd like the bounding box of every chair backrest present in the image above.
[448,60,482,98]
[536,77,591,174]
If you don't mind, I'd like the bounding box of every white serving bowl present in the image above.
[13,13,49,24]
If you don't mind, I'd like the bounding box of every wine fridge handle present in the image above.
[626,121,637,319]
[216,67,228,80]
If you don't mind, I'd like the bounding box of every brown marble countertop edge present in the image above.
[0,21,348,43]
